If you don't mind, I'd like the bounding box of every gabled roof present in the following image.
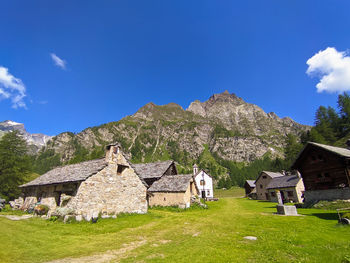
[263,171,285,178]
[132,160,175,179]
[245,180,256,188]
[291,142,350,169]
[148,174,193,192]
[20,158,108,188]
[255,171,284,183]
[266,175,301,189]
[194,169,213,178]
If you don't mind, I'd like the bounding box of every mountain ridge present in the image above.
[32,91,310,176]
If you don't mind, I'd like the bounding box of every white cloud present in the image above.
[50,53,67,69]
[0,66,26,109]
[306,47,350,93]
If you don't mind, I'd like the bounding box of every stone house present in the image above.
[266,175,305,203]
[255,171,284,200]
[193,164,214,199]
[244,180,256,197]
[148,174,199,208]
[291,142,350,203]
[20,143,148,220]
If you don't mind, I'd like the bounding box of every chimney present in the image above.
[346,139,350,150]
[105,142,121,163]
[193,164,198,175]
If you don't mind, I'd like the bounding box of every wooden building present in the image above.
[291,142,350,203]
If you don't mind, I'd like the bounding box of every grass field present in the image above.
[214,187,245,198]
[0,195,349,263]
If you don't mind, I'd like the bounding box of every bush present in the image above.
[34,204,49,215]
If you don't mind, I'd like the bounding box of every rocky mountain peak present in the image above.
[0,120,53,152]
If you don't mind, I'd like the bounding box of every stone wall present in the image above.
[21,147,148,219]
[149,182,197,208]
[66,163,147,219]
[304,188,350,203]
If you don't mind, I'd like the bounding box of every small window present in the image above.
[200,180,205,186]
[164,197,166,201]
[271,192,276,197]
[117,165,128,175]
[207,190,210,195]
[260,184,263,189]
[262,176,267,179]
[287,191,293,197]
[325,173,330,178]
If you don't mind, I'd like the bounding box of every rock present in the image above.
[244,236,257,241]
[101,215,110,219]
[9,197,23,210]
[54,207,74,217]
[0,198,5,211]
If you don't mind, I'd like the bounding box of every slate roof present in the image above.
[132,160,174,179]
[307,142,350,158]
[262,171,285,178]
[266,175,301,190]
[148,174,193,192]
[245,180,256,188]
[20,158,108,188]
[291,142,350,169]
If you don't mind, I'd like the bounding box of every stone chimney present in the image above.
[346,139,350,150]
[193,164,198,175]
[105,142,121,163]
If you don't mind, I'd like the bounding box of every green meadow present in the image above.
[0,193,349,263]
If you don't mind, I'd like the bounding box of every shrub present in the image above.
[34,204,49,215]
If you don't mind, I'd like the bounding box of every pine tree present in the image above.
[0,131,32,201]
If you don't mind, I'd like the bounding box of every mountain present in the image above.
[0,120,52,152]
[34,91,310,177]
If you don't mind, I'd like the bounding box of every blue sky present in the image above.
[1,1,350,135]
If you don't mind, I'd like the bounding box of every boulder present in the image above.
[0,198,5,211]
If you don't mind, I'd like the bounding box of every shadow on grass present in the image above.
[307,212,339,221]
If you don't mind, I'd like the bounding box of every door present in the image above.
[201,191,206,198]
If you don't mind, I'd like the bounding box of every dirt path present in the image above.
[0,214,33,221]
[45,240,147,263]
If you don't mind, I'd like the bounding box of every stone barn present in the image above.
[291,142,350,203]
[255,171,284,200]
[20,143,148,220]
[266,174,305,203]
[148,174,199,208]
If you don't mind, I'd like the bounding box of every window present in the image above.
[200,180,205,186]
[262,176,267,179]
[287,191,294,197]
[271,192,276,197]
[207,190,210,195]
[260,184,263,189]
[117,165,128,175]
